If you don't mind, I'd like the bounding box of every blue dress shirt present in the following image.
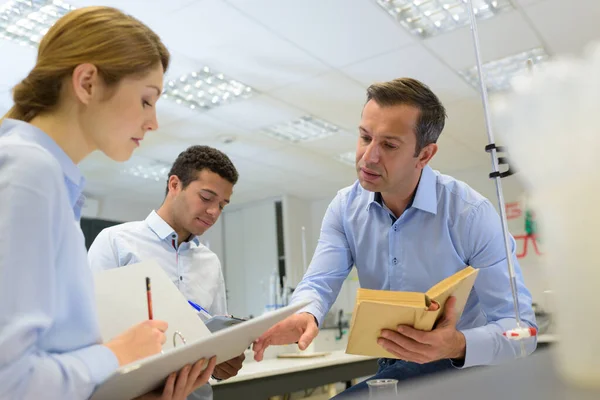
[0,119,118,399]
[291,165,537,368]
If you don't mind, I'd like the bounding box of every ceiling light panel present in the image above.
[121,158,171,182]
[375,0,513,38]
[0,0,75,47]
[263,116,345,144]
[162,67,255,112]
[459,47,550,92]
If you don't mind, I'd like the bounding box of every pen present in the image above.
[146,277,153,320]
[188,300,211,316]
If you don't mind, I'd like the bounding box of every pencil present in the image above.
[146,277,153,320]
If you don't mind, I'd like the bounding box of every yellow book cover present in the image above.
[345,266,479,358]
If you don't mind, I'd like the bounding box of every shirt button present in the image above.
[392,258,398,265]
[394,226,397,232]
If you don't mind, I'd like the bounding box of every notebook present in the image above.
[345,266,479,358]
[91,260,309,400]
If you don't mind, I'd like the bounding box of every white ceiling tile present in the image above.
[270,71,367,131]
[206,94,305,131]
[69,0,199,26]
[342,44,478,104]
[225,0,415,67]
[224,155,292,183]
[201,135,287,159]
[513,0,546,6]
[185,25,329,92]
[523,0,600,56]
[158,113,245,142]
[133,136,194,164]
[156,97,201,127]
[162,50,219,85]
[70,0,197,11]
[424,10,543,70]
[296,132,357,157]
[253,144,354,180]
[153,0,267,55]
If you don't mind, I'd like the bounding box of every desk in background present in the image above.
[212,350,378,400]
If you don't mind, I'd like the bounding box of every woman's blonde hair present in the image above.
[3,6,170,122]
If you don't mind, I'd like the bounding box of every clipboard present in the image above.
[93,260,212,351]
[91,261,310,400]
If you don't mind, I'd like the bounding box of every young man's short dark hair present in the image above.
[165,145,239,196]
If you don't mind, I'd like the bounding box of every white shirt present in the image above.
[88,210,227,316]
[0,119,118,399]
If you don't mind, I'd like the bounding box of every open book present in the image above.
[91,260,309,400]
[346,266,478,358]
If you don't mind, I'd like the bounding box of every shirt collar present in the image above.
[145,210,200,245]
[366,165,438,215]
[0,119,86,218]
[411,165,438,215]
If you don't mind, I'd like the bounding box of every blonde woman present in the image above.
[0,7,215,400]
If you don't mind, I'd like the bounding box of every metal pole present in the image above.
[465,1,525,340]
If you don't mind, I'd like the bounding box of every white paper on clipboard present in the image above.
[91,260,310,400]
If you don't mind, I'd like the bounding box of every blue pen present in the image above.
[188,300,211,316]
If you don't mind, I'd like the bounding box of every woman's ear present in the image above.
[70,63,99,105]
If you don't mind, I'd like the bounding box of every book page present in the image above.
[356,288,427,307]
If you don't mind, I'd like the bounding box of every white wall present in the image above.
[282,195,313,287]
[222,198,279,318]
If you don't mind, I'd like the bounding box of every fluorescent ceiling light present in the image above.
[0,0,75,47]
[162,67,255,112]
[337,151,356,166]
[121,158,171,182]
[263,116,344,144]
[459,47,550,92]
[376,0,512,38]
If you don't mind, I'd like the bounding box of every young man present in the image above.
[88,145,244,399]
[252,78,537,397]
